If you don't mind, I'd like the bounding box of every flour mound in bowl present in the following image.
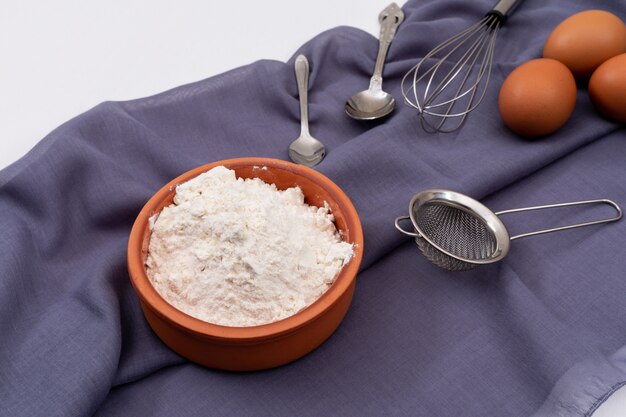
[145,166,354,327]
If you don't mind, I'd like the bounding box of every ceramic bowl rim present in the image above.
[127,157,364,343]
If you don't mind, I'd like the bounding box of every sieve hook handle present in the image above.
[394,215,421,238]
[495,199,623,241]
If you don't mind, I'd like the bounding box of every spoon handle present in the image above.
[294,55,311,137]
[370,3,404,91]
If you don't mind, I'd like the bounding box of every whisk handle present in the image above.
[495,199,623,241]
[395,215,421,238]
[488,0,524,23]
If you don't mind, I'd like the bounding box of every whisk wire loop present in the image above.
[402,17,490,112]
[401,1,520,132]
[421,19,500,131]
[422,16,494,108]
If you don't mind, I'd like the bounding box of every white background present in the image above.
[0,1,385,168]
[0,1,624,415]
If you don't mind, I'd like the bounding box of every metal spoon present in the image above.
[345,3,404,120]
[288,55,326,167]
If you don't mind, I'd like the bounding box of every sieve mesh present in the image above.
[414,202,497,269]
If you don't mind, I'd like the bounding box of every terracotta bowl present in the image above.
[127,157,364,371]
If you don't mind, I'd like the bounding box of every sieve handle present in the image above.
[394,215,421,238]
[495,199,623,241]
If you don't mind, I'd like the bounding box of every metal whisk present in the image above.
[395,189,622,271]
[401,0,524,133]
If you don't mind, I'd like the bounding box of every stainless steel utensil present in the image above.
[345,3,404,120]
[395,189,622,271]
[289,55,326,167]
[401,0,524,133]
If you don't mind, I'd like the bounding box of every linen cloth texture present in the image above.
[1,0,625,416]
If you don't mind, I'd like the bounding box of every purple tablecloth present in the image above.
[2,0,625,416]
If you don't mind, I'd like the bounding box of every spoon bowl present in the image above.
[289,134,326,167]
[345,89,396,120]
[345,3,404,121]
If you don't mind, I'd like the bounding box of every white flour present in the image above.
[146,166,354,327]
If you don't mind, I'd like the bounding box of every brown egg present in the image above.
[589,53,626,123]
[499,58,577,138]
[543,10,626,79]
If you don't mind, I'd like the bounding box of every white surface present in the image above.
[594,383,626,417]
[0,1,624,415]
[0,0,384,169]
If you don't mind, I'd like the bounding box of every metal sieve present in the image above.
[395,189,622,271]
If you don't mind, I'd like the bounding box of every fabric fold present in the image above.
[1,0,625,416]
